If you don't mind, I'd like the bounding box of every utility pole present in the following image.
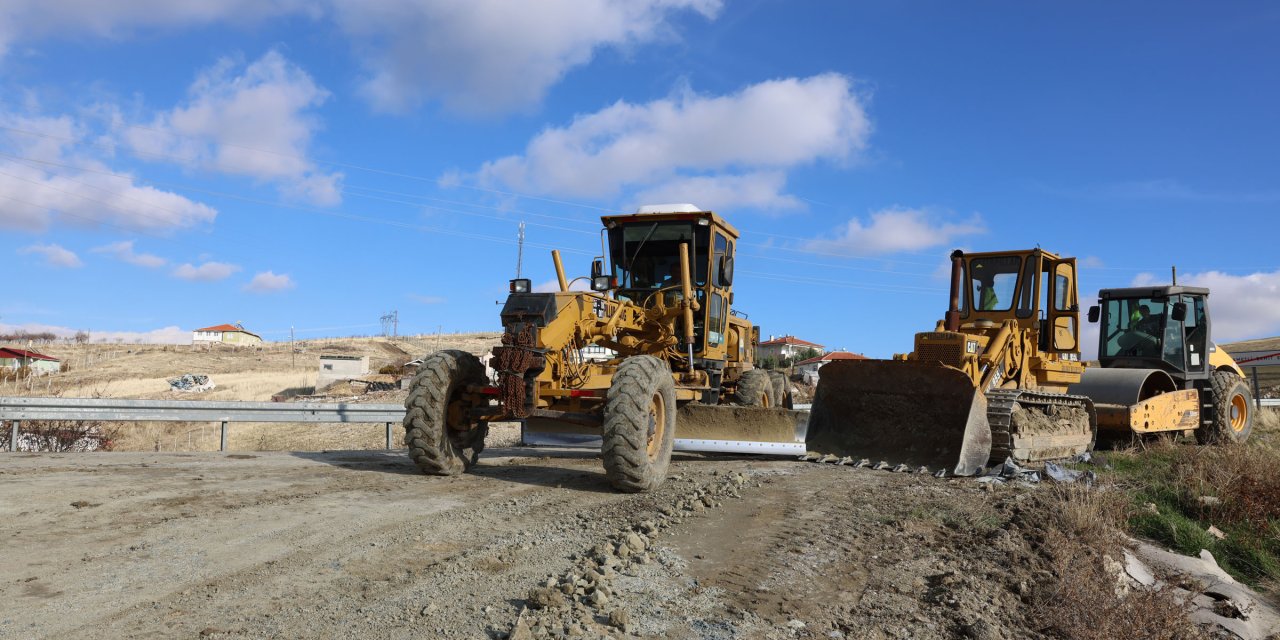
[290,326,296,369]
[516,221,526,278]
[436,324,443,351]
[393,310,398,339]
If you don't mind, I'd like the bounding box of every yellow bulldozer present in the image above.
[1070,284,1253,444]
[806,248,1098,475]
[402,205,803,492]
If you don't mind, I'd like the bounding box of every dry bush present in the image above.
[1033,485,1203,640]
[1034,537,1204,640]
[1,419,118,452]
[1255,408,1280,433]
[1177,446,1280,531]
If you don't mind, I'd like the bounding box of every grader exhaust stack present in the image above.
[806,249,1097,475]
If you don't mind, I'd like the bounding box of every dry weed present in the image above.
[1034,538,1204,640]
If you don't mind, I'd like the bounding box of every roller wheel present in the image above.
[735,369,776,407]
[602,355,677,493]
[403,350,489,475]
[1198,371,1253,445]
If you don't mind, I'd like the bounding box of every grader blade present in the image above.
[521,405,808,456]
[806,360,992,476]
[674,404,808,455]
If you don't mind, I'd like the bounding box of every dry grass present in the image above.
[1034,540,1204,640]
[1032,485,1204,640]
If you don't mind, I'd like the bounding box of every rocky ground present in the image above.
[0,446,1186,640]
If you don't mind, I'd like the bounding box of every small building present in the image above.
[758,335,825,362]
[795,351,867,384]
[317,355,370,389]
[0,347,61,375]
[579,344,616,362]
[192,323,263,346]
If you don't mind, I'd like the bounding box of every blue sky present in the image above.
[1,1,1278,357]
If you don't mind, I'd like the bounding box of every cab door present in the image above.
[1046,258,1080,355]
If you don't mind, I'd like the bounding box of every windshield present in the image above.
[608,221,709,294]
[1102,297,1177,363]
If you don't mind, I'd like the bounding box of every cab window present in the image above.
[970,256,1021,312]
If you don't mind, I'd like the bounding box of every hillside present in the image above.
[1222,336,1280,394]
[0,332,504,451]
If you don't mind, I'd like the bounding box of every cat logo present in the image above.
[966,340,979,354]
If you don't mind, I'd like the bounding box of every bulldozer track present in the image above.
[987,389,1096,465]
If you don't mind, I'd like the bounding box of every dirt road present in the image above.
[1,448,1063,639]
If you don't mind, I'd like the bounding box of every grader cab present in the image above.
[402,205,804,492]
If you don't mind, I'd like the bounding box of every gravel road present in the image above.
[0,448,1083,639]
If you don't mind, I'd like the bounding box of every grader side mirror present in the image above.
[591,259,603,279]
[1087,305,1100,323]
[1171,302,1188,322]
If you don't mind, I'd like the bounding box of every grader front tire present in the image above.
[735,369,776,408]
[403,350,489,476]
[602,356,677,493]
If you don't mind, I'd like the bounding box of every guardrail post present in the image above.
[1252,367,1262,410]
[8,420,17,452]
[385,422,393,450]
[220,421,228,452]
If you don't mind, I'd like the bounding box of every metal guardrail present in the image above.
[1263,398,1279,408]
[0,397,406,452]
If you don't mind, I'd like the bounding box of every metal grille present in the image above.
[917,342,963,365]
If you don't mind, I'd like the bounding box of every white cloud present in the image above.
[0,321,190,344]
[476,73,869,210]
[409,294,447,304]
[631,171,803,212]
[1132,270,1280,342]
[533,278,590,293]
[244,270,295,293]
[331,0,722,114]
[124,50,343,205]
[173,260,239,281]
[91,240,166,267]
[0,0,314,60]
[0,112,218,231]
[805,207,985,256]
[17,243,81,267]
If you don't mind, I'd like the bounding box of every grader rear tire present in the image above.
[403,350,489,476]
[735,369,775,407]
[1198,370,1253,445]
[767,370,794,409]
[602,356,677,493]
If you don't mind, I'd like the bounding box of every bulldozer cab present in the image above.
[604,205,739,362]
[1090,286,1215,380]
[950,249,1081,356]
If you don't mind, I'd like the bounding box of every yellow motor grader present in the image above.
[806,248,1098,475]
[402,205,803,492]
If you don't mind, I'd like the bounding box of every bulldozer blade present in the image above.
[806,360,992,476]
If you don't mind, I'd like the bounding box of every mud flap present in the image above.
[806,360,992,476]
[521,405,809,456]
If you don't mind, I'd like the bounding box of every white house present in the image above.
[794,351,867,384]
[758,335,825,362]
[0,347,61,375]
[192,323,263,346]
